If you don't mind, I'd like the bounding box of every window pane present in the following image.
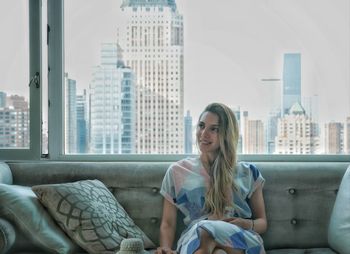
[0,1,30,149]
[64,0,349,155]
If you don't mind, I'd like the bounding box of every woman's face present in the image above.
[196,111,220,155]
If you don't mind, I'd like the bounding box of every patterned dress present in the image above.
[160,157,265,254]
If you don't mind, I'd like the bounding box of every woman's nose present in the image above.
[200,127,209,137]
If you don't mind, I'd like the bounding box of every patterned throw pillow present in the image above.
[32,179,154,254]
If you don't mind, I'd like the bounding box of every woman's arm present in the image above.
[226,185,267,234]
[156,198,177,254]
[248,184,267,234]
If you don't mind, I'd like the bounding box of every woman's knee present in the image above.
[198,228,214,242]
[197,228,216,252]
[213,248,227,254]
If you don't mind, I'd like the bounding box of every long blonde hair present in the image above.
[199,103,240,217]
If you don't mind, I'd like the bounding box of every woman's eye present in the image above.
[198,123,204,129]
[211,127,219,132]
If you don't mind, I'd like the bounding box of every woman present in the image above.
[156,103,267,254]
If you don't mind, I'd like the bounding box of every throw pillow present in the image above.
[328,165,350,254]
[32,179,155,254]
[0,184,77,254]
[0,218,16,254]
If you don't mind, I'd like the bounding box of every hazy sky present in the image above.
[1,0,349,123]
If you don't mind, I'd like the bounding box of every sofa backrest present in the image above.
[3,160,349,250]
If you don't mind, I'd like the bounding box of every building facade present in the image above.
[243,111,265,154]
[324,122,344,154]
[64,74,77,153]
[345,117,350,154]
[275,102,320,154]
[0,94,29,148]
[89,43,136,154]
[76,90,88,153]
[184,110,192,154]
[119,0,184,154]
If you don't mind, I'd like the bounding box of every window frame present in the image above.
[2,0,349,163]
[0,0,42,161]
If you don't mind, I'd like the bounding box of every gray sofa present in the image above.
[0,160,349,254]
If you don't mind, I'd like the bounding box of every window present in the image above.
[0,0,41,160]
[1,0,349,161]
[61,0,350,157]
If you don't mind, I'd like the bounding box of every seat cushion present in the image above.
[266,248,337,254]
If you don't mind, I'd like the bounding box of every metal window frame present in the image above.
[0,0,42,161]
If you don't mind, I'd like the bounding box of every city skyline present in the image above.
[1,0,349,124]
[2,91,349,154]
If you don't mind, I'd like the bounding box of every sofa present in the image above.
[0,160,349,254]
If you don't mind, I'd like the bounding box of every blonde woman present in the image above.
[156,103,267,254]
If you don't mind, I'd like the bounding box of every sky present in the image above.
[1,0,349,124]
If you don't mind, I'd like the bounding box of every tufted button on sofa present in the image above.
[0,161,349,254]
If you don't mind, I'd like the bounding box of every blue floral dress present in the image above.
[160,157,265,254]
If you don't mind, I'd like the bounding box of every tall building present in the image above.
[76,90,88,153]
[119,0,184,154]
[275,102,320,154]
[232,107,242,154]
[64,73,77,153]
[184,110,192,154]
[243,111,265,154]
[345,117,350,154]
[0,92,6,108]
[90,43,136,154]
[324,122,343,154]
[120,68,136,154]
[282,53,301,115]
[266,110,280,154]
[0,95,29,148]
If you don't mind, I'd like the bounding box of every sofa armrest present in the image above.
[0,218,16,254]
[0,163,13,185]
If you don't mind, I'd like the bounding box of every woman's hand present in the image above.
[155,246,177,254]
[222,217,253,230]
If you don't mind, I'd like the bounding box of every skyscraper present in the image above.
[119,0,184,154]
[243,111,265,154]
[0,95,29,148]
[345,117,350,154]
[90,43,136,154]
[266,110,280,154]
[120,68,136,154]
[64,73,77,153]
[232,107,242,154]
[275,102,320,154]
[324,122,343,154]
[0,92,6,108]
[76,90,88,153]
[184,110,192,154]
[282,53,301,115]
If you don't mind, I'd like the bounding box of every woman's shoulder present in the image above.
[169,156,200,171]
[236,161,262,180]
[171,157,199,168]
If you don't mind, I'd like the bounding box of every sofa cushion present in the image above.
[32,179,155,254]
[0,218,16,254]
[0,184,77,254]
[328,165,350,254]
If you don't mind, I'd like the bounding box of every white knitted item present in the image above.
[117,238,146,254]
